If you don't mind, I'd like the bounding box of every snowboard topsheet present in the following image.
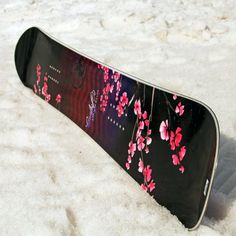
[14,27,219,229]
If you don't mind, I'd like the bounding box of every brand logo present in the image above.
[85,90,98,128]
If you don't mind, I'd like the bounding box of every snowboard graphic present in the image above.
[14,27,219,230]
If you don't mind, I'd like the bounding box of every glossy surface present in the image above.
[15,27,219,229]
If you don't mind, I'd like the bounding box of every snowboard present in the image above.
[14,27,219,230]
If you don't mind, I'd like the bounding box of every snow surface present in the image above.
[1,0,236,235]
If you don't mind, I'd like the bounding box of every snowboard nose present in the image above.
[14,27,38,86]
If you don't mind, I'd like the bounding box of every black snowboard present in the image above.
[14,27,219,230]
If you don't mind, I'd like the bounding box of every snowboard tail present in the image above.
[15,27,219,229]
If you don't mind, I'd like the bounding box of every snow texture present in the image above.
[0,0,236,235]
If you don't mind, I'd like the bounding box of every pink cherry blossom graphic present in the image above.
[127,155,132,163]
[139,121,144,130]
[145,119,149,127]
[137,136,145,151]
[128,141,136,157]
[104,73,109,82]
[179,165,185,173]
[98,64,127,114]
[33,84,37,94]
[179,146,186,161]
[116,103,124,117]
[146,136,152,145]
[136,129,142,140]
[160,94,187,174]
[41,75,51,102]
[175,102,184,116]
[36,64,41,86]
[170,127,182,150]
[148,181,156,192]
[138,158,144,173]
[141,184,148,191]
[144,146,149,154]
[105,83,113,93]
[125,162,130,170]
[159,120,169,141]
[45,94,51,102]
[143,165,152,182]
[33,64,63,110]
[120,92,128,106]
[126,93,156,193]
[142,111,147,120]
[141,164,156,192]
[134,99,141,116]
[116,92,129,117]
[56,94,62,104]
[113,72,120,82]
[116,81,121,91]
[172,154,180,165]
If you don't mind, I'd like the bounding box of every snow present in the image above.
[0,0,236,235]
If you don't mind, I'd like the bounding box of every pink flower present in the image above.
[137,136,145,151]
[138,158,144,173]
[141,184,148,191]
[44,75,48,82]
[145,120,149,127]
[117,103,124,117]
[127,155,132,163]
[110,85,114,93]
[148,180,156,192]
[125,162,130,170]
[139,121,144,130]
[147,129,152,136]
[170,127,182,150]
[101,100,107,107]
[36,64,41,72]
[159,120,169,141]
[173,94,177,100]
[128,141,136,157]
[56,94,62,104]
[45,94,51,102]
[33,84,37,93]
[134,99,141,116]
[179,146,186,161]
[143,165,152,182]
[136,129,141,140]
[116,81,121,90]
[104,73,109,82]
[113,72,120,82]
[175,102,184,116]
[42,82,48,96]
[146,136,152,145]
[142,111,147,120]
[36,64,41,85]
[102,87,107,94]
[100,107,105,112]
[104,67,109,73]
[172,154,180,165]
[179,165,184,173]
[120,92,128,106]
[105,83,112,93]
[144,146,149,154]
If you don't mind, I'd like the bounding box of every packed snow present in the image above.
[0,0,236,235]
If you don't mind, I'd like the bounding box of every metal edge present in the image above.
[22,26,220,230]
